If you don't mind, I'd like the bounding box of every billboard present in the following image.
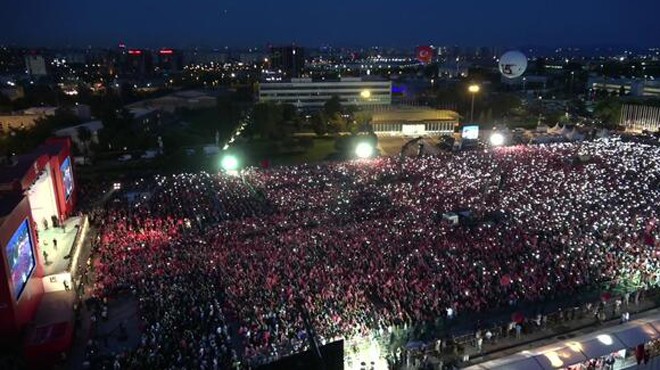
[61,156,74,200]
[6,219,36,300]
[462,125,479,140]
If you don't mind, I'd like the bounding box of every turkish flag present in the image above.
[416,46,434,64]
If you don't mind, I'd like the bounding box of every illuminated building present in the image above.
[258,77,392,108]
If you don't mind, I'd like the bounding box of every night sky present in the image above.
[2,0,659,48]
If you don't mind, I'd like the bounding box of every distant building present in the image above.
[0,86,25,101]
[258,77,392,108]
[128,107,160,132]
[502,75,549,90]
[184,50,229,65]
[270,46,305,77]
[53,120,104,151]
[125,90,217,113]
[25,55,47,77]
[588,77,660,97]
[157,49,183,73]
[437,61,469,79]
[237,52,263,64]
[0,107,57,134]
[70,104,92,121]
[120,49,153,77]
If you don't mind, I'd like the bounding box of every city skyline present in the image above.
[2,0,659,48]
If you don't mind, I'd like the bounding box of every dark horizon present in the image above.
[2,0,659,50]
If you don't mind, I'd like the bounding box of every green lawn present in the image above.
[227,137,338,167]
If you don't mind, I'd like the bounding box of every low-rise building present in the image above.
[370,106,458,135]
[258,77,392,108]
[588,77,660,97]
[0,107,57,134]
[53,120,104,151]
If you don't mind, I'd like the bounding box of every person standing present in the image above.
[53,238,58,251]
[635,344,644,365]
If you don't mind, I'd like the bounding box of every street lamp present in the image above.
[468,84,480,123]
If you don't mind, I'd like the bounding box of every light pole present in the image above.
[468,84,480,123]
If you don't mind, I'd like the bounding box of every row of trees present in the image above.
[245,95,373,139]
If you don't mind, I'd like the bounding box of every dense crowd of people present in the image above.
[89,139,660,369]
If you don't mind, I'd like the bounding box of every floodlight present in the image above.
[221,155,239,171]
[490,132,505,146]
[355,142,374,159]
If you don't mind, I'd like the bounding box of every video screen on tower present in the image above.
[5,219,36,301]
[61,156,74,200]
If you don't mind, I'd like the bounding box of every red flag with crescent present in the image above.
[416,46,434,64]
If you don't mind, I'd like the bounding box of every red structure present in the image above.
[0,195,45,345]
[0,137,77,351]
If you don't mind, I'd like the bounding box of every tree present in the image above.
[350,110,373,134]
[0,93,12,113]
[77,126,92,154]
[281,104,303,131]
[311,111,328,136]
[593,98,622,128]
[324,95,342,117]
[217,96,241,129]
[97,108,137,151]
[327,113,346,133]
[252,102,284,139]
[488,93,522,119]
[35,107,82,130]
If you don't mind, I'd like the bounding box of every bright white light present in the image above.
[490,132,505,146]
[355,142,374,159]
[597,334,613,345]
[113,182,121,190]
[360,90,371,99]
[221,155,239,171]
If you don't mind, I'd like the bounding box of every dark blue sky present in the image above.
[2,0,659,48]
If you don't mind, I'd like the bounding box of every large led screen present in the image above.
[461,125,479,140]
[61,156,74,200]
[5,219,36,300]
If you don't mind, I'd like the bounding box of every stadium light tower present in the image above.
[468,84,480,123]
[355,142,374,159]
